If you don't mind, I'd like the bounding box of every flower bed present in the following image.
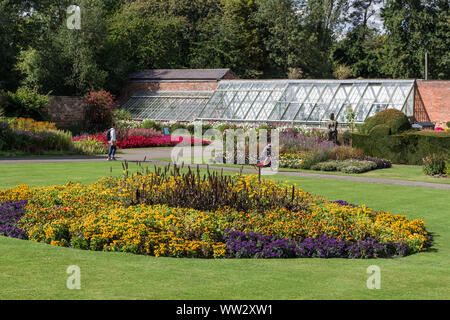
[73,135,210,149]
[0,168,431,259]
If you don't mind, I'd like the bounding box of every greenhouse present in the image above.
[122,91,213,121]
[123,79,416,125]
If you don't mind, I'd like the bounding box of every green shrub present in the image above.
[73,137,108,155]
[353,128,450,165]
[339,160,377,173]
[360,109,411,135]
[311,159,377,174]
[141,120,162,131]
[341,130,352,145]
[170,123,188,133]
[0,87,50,121]
[113,109,132,122]
[300,150,330,169]
[0,122,73,153]
[445,161,450,176]
[422,154,447,176]
[311,161,338,171]
[447,121,450,128]
[84,90,117,133]
[369,124,391,137]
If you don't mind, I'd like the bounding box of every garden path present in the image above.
[1,147,449,190]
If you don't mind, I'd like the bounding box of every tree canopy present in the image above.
[0,0,448,96]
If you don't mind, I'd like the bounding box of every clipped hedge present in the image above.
[352,130,450,164]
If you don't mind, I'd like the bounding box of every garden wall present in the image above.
[47,96,86,128]
[415,80,450,127]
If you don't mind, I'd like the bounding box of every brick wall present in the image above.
[415,80,450,127]
[119,81,219,105]
[47,96,87,128]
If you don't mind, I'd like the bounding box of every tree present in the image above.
[16,0,123,96]
[109,1,187,71]
[381,0,450,79]
[331,0,385,78]
[190,0,267,78]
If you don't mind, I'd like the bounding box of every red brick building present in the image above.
[119,69,238,105]
[414,80,450,127]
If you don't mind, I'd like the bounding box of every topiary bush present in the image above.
[360,109,411,135]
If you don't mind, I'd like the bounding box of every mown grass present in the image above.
[157,157,450,185]
[0,161,449,299]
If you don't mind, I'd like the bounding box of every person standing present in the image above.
[107,127,117,161]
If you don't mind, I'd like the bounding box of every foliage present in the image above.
[358,156,392,169]
[353,129,450,165]
[0,120,73,153]
[112,109,132,122]
[141,119,163,131]
[333,65,355,79]
[1,0,449,93]
[4,117,56,132]
[360,109,411,135]
[0,87,50,121]
[108,1,187,71]
[14,0,123,96]
[311,159,377,174]
[344,105,356,132]
[84,90,118,133]
[280,129,332,154]
[422,154,447,176]
[72,136,108,155]
[381,0,449,79]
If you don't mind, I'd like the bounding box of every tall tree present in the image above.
[381,0,449,79]
[190,0,267,78]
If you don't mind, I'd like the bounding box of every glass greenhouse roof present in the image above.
[122,91,213,121]
[122,80,415,125]
[197,80,415,125]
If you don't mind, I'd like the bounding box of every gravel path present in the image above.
[1,148,449,190]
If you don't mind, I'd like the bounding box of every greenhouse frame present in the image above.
[122,79,416,126]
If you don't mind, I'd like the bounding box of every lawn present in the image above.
[0,161,449,299]
[157,156,450,185]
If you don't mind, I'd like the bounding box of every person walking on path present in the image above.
[107,127,117,161]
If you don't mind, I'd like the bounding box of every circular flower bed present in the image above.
[0,168,431,259]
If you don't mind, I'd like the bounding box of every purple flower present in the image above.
[223,230,408,259]
[0,201,28,240]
